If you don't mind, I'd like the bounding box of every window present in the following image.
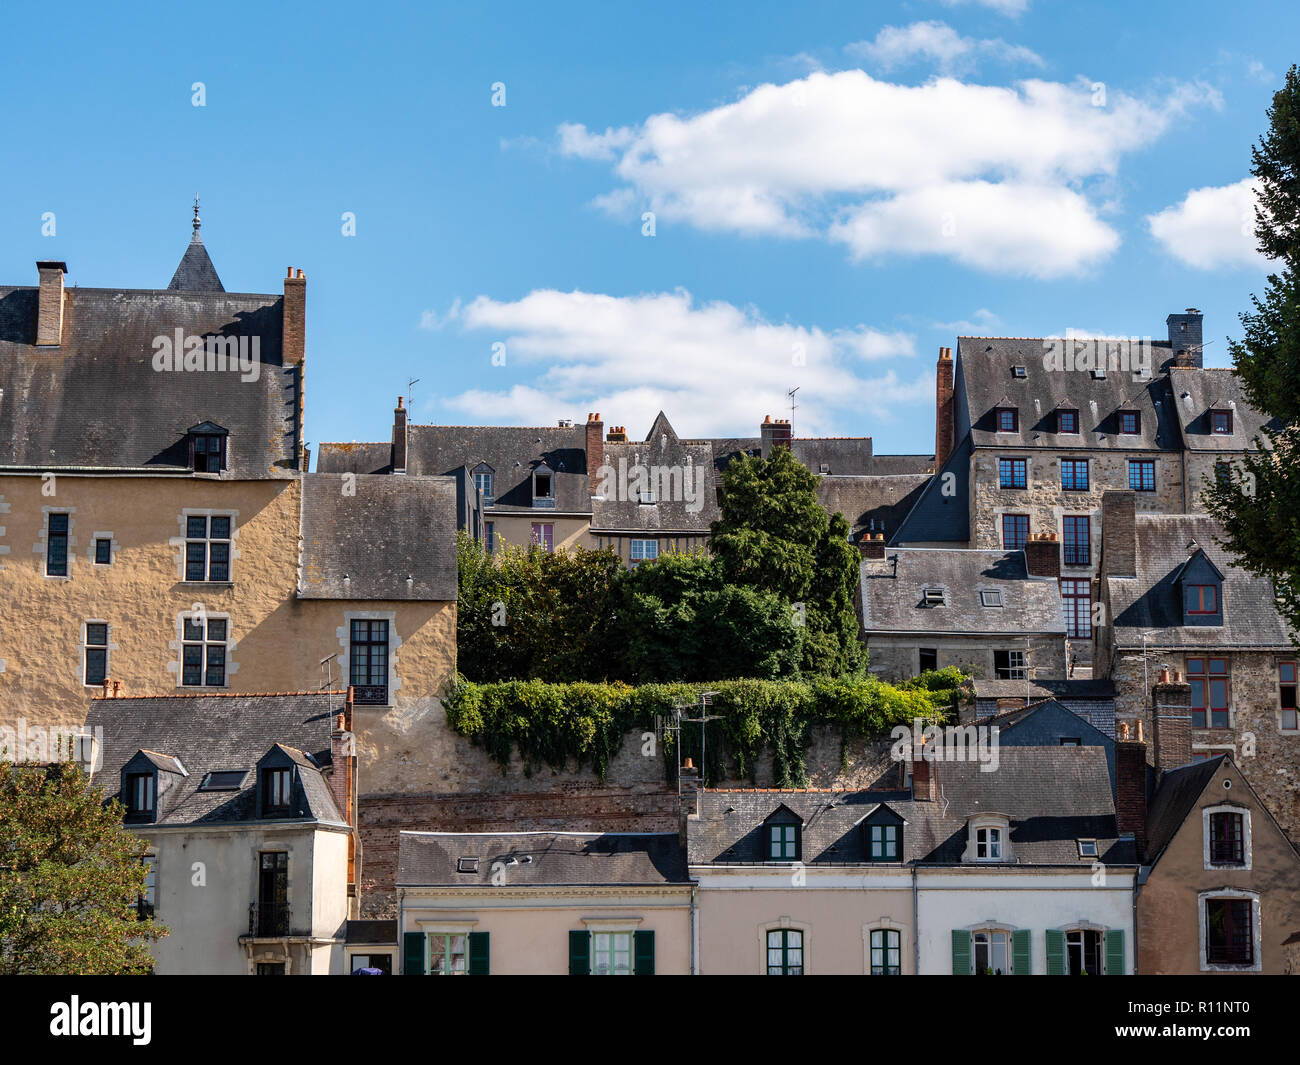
[638,490,656,505]
[1128,459,1156,492]
[46,513,69,576]
[1209,812,1245,866]
[126,773,155,819]
[257,852,289,936]
[1280,661,1297,731]
[350,953,392,975]
[1066,930,1102,975]
[1062,515,1090,566]
[973,930,1008,974]
[1057,409,1079,434]
[474,471,493,500]
[530,522,554,552]
[630,539,658,565]
[1077,839,1097,857]
[1012,365,1027,378]
[1060,459,1089,491]
[1060,578,1091,639]
[1060,737,1081,747]
[84,622,108,685]
[766,929,803,975]
[994,649,1026,680]
[1210,410,1233,435]
[591,932,633,976]
[1186,584,1218,614]
[94,538,112,565]
[1002,513,1029,550]
[349,619,389,705]
[138,856,156,921]
[998,458,1027,489]
[769,824,799,860]
[182,616,227,686]
[199,770,247,791]
[184,515,232,581]
[868,823,900,861]
[256,962,285,976]
[428,934,469,975]
[919,648,938,673]
[1205,898,1253,966]
[1118,410,1140,435]
[1187,658,1229,728]
[996,408,1018,433]
[532,466,554,505]
[262,767,292,815]
[869,929,901,975]
[484,521,495,554]
[980,589,1003,608]
[975,826,1002,860]
[192,433,225,472]
[923,588,946,607]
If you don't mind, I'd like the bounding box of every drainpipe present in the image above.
[690,881,699,975]
[397,887,405,974]
[911,866,920,975]
[1131,869,1141,975]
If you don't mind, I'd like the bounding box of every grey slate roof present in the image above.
[592,414,718,532]
[889,435,971,544]
[955,337,1179,452]
[688,746,1133,866]
[817,473,929,542]
[316,441,392,475]
[1144,756,1225,863]
[85,692,345,826]
[0,285,296,476]
[298,473,458,600]
[789,437,873,476]
[345,919,397,945]
[871,454,935,476]
[1168,367,1281,452]
[1106,514,1295,649]
[398,831,689,887]
[972,678,1116,700]
[167,235,225,293]
[860,547,1067,635]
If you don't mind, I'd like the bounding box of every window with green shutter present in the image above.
[1104,929,1125,975]
[1045,929,1066,975]
[403,931,424,975]
[468,931,490,976]
[633,930,655,975]
[1011,929,1031,974]
[569,929,590,976]
[951,929,972,975]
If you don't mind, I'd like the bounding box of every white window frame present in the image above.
[591,930,634,976]
[177,611,232,688]
[630,539,658,564]
[965,816,1012,863]
[972,928,1011,975]
[1202,803,1252,871]
[1197,890,1262,973]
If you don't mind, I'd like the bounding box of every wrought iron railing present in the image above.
[248,901,291,937]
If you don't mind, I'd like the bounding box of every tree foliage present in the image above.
[0,760,165,975]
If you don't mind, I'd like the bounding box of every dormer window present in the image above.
[965,815,1012,862]
[923,588,946,607]
[188,422,228,473]
[1210,409,1233,435]
[532,463,555,508]
[863,807,905,862]
[976,826,1002,860]
[1187,584,1218,614]
[125,772,156,821]
[1118,410,1140,435]
[762,806,803,861]
[472,463,495,503]
[1012,365,1027,378]
[262,767,292,816]
[1057,409,1079,434]
[996,408,1018,433]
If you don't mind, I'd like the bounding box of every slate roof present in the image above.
[592,415,719,533]
[167,234,225,292]
[860,547,1067,635]
[1167,367,1282,452]
[789,437,873,476]
[889,435,971,544]
[316,441,392,475]
[871,454,935,476]
[1105,514,1294,649]
[345,919,398,945]
[955,337,1179,452]
[688,746,1133,867]
[972,678,1116,700]
[397,831,690,887]
[817,473,929,542]
[85,692,345,826]
[0,282,297,476]
[1144,756,1225,862]
[298,473,458,600]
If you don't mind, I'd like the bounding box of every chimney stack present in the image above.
[911,748,936,801]
[586,412,604,494]
[1023,532,1061,578]
[606,425,627,443]
[36,261,67,347]
[1100,490,1137,579]
[393,397,408,474]
[859,532,887,559]
[679,757,701,850]
[1115,738,1148,861]
[935,347,954,471]
[760,415,793,458]
[282,267,306,366]
[1151,671,1193,771]
[1165,309,1203,369]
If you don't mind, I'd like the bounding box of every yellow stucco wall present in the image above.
[483,513,592,553]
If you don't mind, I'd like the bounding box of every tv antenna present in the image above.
[787,386,799,420]
[407,377,421,412]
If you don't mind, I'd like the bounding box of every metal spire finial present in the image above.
[191,196,202,242]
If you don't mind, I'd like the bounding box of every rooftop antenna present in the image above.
[675,691,722,795]
[787,386,799,421]
[407,377,421,413]
[320,653,339,721]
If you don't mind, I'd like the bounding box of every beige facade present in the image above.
[484,513,592,553]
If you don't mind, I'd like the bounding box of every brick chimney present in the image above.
[1151,670,1193,771]
[332,689,357,892]
[679,757,702,850]
[392,397,408,474]
[760,415,792,458]
[1115,738,1148,861]
[935,347,954,471]
[859,532,887,559]
[36,261,67,347]
[606,425,627,443]
[1100,490,1137,579]
[586,412,604,494]
[282,267,306,366]
[911,749,936,801]
[1024,532,1061,578]
[1165,309,1203,369]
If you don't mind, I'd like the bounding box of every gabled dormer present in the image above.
[962,812,1012,863]
[761,804,803,862]
[531,461,555,508]
[255,745,309,819]
[472,461,495,505]
[1209,406,1234,436]
[188,421,228,473]
[859,804,906,862]
[1175,547,1225,627]
[120,749,188,824]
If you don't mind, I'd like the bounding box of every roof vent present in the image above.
[457,857,480,874]
[1012,365,1027,378]
[1092,368,1107,380]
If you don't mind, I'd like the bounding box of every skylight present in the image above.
[979,589,1003,608]
[198,770,247,791]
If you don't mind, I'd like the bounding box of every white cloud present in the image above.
[418,299,462,331]
[556,122,634,161]
[847,21,1043,74]
[936,0,1030,16]
[935,308,1002,334]
[439,288,928,436]
[1147,178,1268,270]
[559,69,1218,276]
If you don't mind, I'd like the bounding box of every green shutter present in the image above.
[951,930,971,975]
[468,931,490,976]
[634,930,655,975]
[1045,929,1066,975]
[403,931,425,975]
[1012,929,1031,975]
[1105,929,1125,975]
[569,930,590,976]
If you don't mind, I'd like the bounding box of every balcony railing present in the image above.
[248,901,291,937]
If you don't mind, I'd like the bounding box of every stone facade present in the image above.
[867,633,1066,684]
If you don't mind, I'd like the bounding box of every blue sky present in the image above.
[0,0,1293,457]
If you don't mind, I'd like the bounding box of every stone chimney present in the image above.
[586,412,604,494]
[1165,309,1203,369]
[36,261,67,347]
[392,397,408,474]
[1151,670,1193,771]
[606,425,628,443]
[1100,490,1137,579]
[760,415,793,458]
[859,532,887,559]
[935,347,954,471]
[679,757,702,850]
[1115,737,1148,861]
[1024,532,1061,578]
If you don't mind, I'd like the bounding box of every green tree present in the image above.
[1205,65,1300,635]
[0,759,166,975]
[710,447,864,675]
